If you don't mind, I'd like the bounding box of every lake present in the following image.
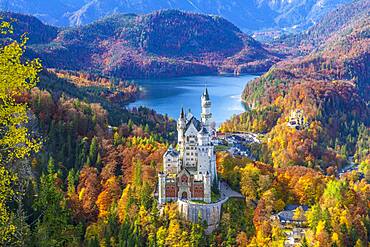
[129,74,257,125]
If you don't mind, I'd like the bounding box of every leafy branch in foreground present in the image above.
[0,20,42,244]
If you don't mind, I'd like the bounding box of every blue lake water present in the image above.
[129,74,257,125]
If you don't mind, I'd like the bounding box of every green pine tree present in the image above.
[89,137,98,166]
[33,157,82,246]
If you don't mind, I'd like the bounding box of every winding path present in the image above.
[219,181,244,200]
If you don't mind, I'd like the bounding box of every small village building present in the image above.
[287,109,307,130]
[272,204,309,247]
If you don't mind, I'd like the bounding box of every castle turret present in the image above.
[198,126,210,146]
[201,88,212,132]
[163,145,179,174]
[158,173,166,204]
[197,126,211,175]
[210,150,218,184]
[204,172,211,203]
[177,108,186,156]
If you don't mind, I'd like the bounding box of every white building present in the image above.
[158,88,218,204]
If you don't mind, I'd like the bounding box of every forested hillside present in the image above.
[0,12,58,44]
[222,3,369,170]
[276,0,370,51]
[1,10,280,79]
[217,5,370,245]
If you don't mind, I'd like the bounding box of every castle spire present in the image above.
[203,87,210,100]
[180,107,185,118]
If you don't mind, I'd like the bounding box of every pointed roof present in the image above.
[185,116,201,131]
[203,88,210,100]
[164,146,179,157]
[177,167,191,177]
[180,107,185,119]
[198,126,208,135]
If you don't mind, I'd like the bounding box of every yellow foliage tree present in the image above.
[0,21,41,244]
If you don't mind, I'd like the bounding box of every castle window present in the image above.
[181,175,188,183]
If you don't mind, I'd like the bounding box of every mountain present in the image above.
[0,0,353,32]
[243,10,369,108]
[303,0,369,47]
[0,12,58,44]
[245,0,370,106]
[277,0,370,50]
[221,0,369,169]
[14,10,279,78]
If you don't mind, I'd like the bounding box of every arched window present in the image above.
[181,175,188,183]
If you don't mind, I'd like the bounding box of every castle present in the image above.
[158,88,218,204]
[287,109,307,130]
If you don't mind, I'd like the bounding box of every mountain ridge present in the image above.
[277,0,370,51]
[0,0,353,32]
[6,10,280,79]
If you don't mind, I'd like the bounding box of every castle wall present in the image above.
[192,183,204,198]
[177,198,227,233]
[165,184,178,198]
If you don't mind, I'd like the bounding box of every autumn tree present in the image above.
[240,163,273,202]
[0,20,41,244]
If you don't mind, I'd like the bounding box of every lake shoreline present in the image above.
[128,74,257,125]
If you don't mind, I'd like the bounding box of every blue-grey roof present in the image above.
[164,148,179,157]
[180,107,185,118]
[186,116,201,131]
[285,204,308,211]
[203,88,210,100]
[277,205,308,222]
[277,210,295,222]
[199,126,208,135]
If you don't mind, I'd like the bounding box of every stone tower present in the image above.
[203,172,211,203]
[158,172,166,204]
[197,126,210,175]
[201,88,212,132]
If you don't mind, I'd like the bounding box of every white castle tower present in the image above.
[201,88,212,132]
[158,173,166,204]
[177,108,186,158]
